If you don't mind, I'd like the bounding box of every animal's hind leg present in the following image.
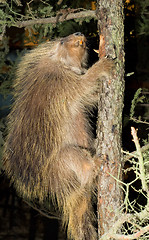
[57,146,97,188]
[56,146,97,240]
[63,189,97,240]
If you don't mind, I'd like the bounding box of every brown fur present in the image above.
[3,32,113,240]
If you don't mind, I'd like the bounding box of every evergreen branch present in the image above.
[122,143,149,161]
[0,24,6,41]
[0,9,96,40]
[9,10,96,28]
[106,225,149,240]
[100,213,149,240]
[130,88,143,119]
[131,127,148,192]
[130,117,149,125]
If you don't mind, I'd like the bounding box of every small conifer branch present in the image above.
[122,143,149,161]
[104,225,149,240]
[131,127,148,192]
[0,9,96,41]
[13,10,96,28]
[100,213,149,240]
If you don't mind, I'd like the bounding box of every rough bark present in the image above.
[96,0,125,238]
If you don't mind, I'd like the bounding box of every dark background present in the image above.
[0,0,148,239]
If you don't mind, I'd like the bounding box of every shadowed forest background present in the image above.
[0,0,148,239]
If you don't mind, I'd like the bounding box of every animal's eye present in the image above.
[74,41,80,47]
[74,40,84,47]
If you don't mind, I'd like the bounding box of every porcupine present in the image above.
[3,32,113,240]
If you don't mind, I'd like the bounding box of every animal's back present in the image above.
[3,40,90,201]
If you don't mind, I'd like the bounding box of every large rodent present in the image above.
[3,32,113,240]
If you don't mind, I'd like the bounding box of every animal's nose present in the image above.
[73,32,83,36]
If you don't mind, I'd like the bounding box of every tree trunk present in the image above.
[96,0,125,238]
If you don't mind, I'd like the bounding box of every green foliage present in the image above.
[136,0,149,36]
[0,0,98,99]
[130,88,145,119]
[0,0,97,43]
[143,146,149,184]
[0,1,54,29]
[26,2,54,18]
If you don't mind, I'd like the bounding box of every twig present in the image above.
[122,150,139,159]
[57,0,64,5]
[136,197,149,220]
[0,24,6,41]
[0,10,96,28]
[105,225,149,239]
[122,143,149,161]
[16,0,22,6]
[26,0,35,19]
[131,127,148,192]
[130,117,149,125]
[0,9,96,41]
[100,213,149,240]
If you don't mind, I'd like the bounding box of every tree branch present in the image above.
[0,9,96,41]
[0,24,6,41]
[104,225,149,240]
[131,127,148,192]
[12,10,96,28]
[100,213,149,240]
[123,143,149,161]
